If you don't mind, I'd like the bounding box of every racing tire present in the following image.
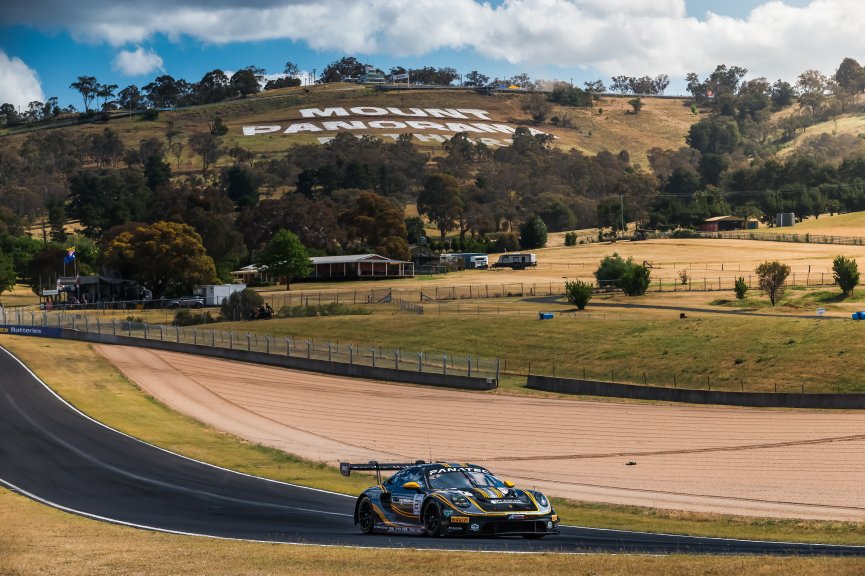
[422,501,443,537]
[357,497,375,535]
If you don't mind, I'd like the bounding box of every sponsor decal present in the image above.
[470,523,480,532]
[412,493,424,515]
[450,516,470,524]
[0,325,62,338]
[443,509,453,518]
[428,466,490,476]
[508,514,526,520]
[490,499,523,505]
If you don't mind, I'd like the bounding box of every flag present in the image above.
[64,247,76,264]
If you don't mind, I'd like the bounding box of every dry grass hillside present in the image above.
[2,84,696,171]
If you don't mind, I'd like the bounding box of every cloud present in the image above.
[0,50,45,109]
[4,1,865,82]
[112,46,164,76]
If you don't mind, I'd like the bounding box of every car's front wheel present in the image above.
[357,497,375,534]
[422,501,443,537]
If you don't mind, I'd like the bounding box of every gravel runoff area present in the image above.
[98,345,865,522]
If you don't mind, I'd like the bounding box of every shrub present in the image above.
[173,310,217,326]
[620,262,651,296]
[678,269,689,285]
[734,276,748,300]
[755,261,791,306]
[671,228,699,239]
[220,288,264,321]
[832,255,860,296]
[491,232,520,252]
[564,232,578,246]
[565,280,593,310]
[594,253,628,288]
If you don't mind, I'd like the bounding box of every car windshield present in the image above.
[426,467,504,490]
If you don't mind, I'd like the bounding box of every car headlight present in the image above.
[452,495,471,508]
[535,492,549,507]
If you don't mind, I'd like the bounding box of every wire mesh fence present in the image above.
[1,308,501,381]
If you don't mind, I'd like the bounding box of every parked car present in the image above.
[166,296,205,309]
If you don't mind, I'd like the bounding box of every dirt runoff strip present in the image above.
[98,345,865,522]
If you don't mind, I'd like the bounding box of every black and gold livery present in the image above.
[340,460,559,538]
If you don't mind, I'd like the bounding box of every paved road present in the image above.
[1,344,862,555]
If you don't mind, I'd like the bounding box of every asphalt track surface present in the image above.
[1,345,864,555]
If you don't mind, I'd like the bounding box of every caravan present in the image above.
[439,253,489,270]
[492,253,537,270]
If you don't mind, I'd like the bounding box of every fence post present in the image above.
[176,326,181,343]
[158,325,164,342]
[496,358,500,381]
[143,322,147,339]
[307,339,312,359]
[348,344,353,364]
[442,354,447,375]
[247,333,252,351]
[194,329,198,346]
[210,330,215,347]
[417,352,423,372]
[394,349,399,370]
[265,335,271,354]
[112,319,116,336]
[328,341,333,362]
[467,355,472,377]
[371,348,377,368]
[96,316,101,333]
[229,331,234,349]
[285,337,291,356]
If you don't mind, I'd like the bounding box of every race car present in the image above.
[340,460,559,538]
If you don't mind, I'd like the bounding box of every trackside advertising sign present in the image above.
[242,106,552,147]
[0,325,63,338]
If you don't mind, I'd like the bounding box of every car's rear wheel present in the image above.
[422,502,443,537]
[357,497,375,534]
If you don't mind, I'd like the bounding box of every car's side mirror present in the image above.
[503,480,515,488]
[402,481,421,490]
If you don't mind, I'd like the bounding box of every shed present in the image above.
[697,216,747,232]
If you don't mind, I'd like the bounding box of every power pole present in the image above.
[620,194,625,238]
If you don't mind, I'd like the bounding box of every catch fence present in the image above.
[1,308,501,381]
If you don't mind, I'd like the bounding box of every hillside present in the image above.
[1,84,696,171]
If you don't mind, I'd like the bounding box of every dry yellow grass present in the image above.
[3,488,865,576]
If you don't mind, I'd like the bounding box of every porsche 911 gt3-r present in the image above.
[340,460,559,538]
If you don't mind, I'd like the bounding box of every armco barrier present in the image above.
[61,329,496,391]
[527,374,865,409]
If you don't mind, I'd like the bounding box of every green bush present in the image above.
[671,228,699,238]
[620,262,651,296]
[276,302,371,318]
[220,288,264,321]
[833,255,860,296]
[565,280,593,310]
[564,232,578,246]
[172,310,217,326]
[594,253,628,288]
[734,276,748,300]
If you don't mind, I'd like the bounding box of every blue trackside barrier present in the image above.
[538,312,554,320]
[854,312,865,319]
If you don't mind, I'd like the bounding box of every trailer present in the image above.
[198,283,247,306]
[492,253,537,270]
[439,252,489,270]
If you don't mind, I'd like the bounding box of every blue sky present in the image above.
[0,0,855,110]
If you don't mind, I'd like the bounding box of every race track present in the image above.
[1,345,864,555]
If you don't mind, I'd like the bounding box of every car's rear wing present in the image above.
[340,460,426,484]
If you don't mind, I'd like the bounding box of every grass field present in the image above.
[4,336,865,549]
[6,489,865,576]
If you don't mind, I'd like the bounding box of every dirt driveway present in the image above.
[99,345,865,521]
